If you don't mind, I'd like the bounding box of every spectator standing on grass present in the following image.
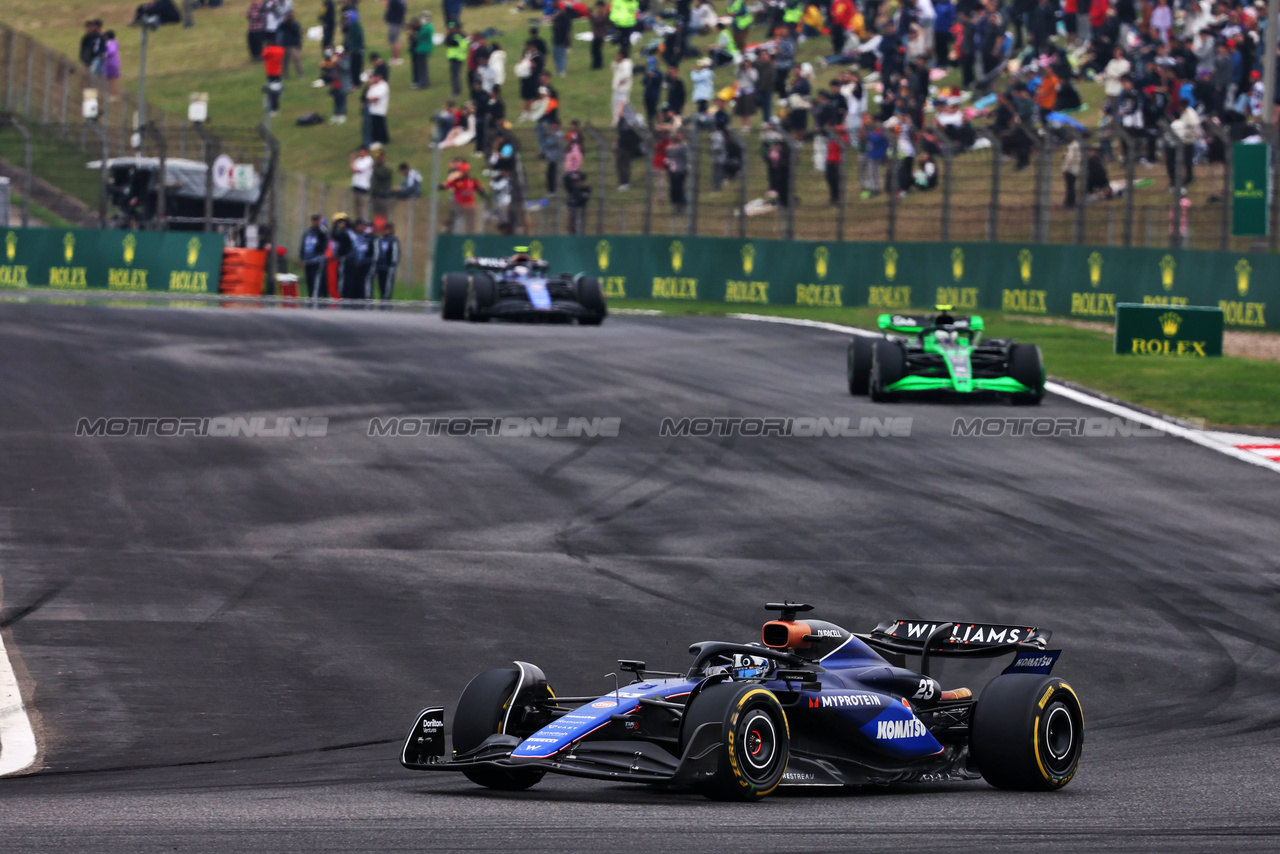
[328,215,354,300]
[320,0,336,49]
[1102,47,1130,113]
[345,9,366,83]
[667,65,687,116]
[373,222,400,303]
[590,2,609,70]
[614,107,644,189]
[350,146,373,219]
[371,147,394,215]
[410,13,433,88]
[299,213,329,301]
[80,21,107,79]
[279,12,304,78]
[394,162,423,198]
[552,3,573,77]
[860,119,886,198]
[611,0,640,57]
[825,126,849,205]
[445,24,467,96]
[367,70,391,144]
[666,130,689,215]
[563,167,590,234]
[325,47,350,122]
[103,31,121,99]
[611,50,634,118]
[754,51,775,123]
[247,1,267,60]
[734,54,758,130]
[642,58,663,128]
[1062,136,1081,209]
[385,0,407,65]
[262,41,285,115]
[691,58,713,115]
[441,158,486,233]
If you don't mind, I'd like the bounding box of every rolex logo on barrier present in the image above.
[1160,254,1176,290]
[1018,248,1032,285]
[670,240,684,273]
[5,231,15,262]
[883,246,898,281]
[461,239,475,260]
[1088,251,1103,288]
[742,242,755,275]
[596,240,610,272]
[187,237,202,268]
[814,246,828,280]
[529,240,543,261]
[1235,258,1251,296]
[1159,311,1182,337]
[64,233,76,263]
[123,234,136,265]
[951,247,964,283]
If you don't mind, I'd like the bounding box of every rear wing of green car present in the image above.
[877,314,985,335]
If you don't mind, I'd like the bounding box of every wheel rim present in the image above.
[739,710,779,779]
[1042,704,1077,775]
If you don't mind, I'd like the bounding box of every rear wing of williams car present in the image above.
[858,620,1060,677]
[465,256,550,272]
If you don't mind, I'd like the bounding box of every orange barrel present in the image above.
[220,248,268,296]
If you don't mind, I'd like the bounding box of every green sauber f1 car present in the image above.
[847,306,1045,405]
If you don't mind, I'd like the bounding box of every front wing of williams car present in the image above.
[401,606,1083,798]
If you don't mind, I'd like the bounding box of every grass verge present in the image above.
[611,298,1280,430]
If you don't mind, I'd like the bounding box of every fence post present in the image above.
[60,62,70,128]
[980,129,1000,242]
[886,132,900,242]
[86,119,109,227]
[141,121,167,228]
[298,173,309,244]
[1037,132,1052,243]
[1070,130,1086,245]
[835,130,851,241]
[686,123,701,236]
[729,128,748,239]
[42,53,52,123]
[582,123,607,234]
[939,137,954,242]
[785,134,797,240]
[1204,120,1232,251]
[1270,128,1279,253]
[642,128,654,234]
[5,29,16,110]
[23,46,33,118]
[405,197,415,297]
[1122,129,1137,247]
[1162,119,1185,250]
[194,123,218,232]
[425,143,441,290]
[256,123,280,291]
[4,115,32,227]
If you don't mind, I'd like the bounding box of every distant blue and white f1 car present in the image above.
[440,249,606,324]
[401,603,1083,800]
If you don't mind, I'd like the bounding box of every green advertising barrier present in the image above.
[432,235,1277,330]
[1,227,223,294]
[1114,303,1225,357]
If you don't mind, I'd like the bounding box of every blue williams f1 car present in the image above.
[400,603,1083,800]
[440,249,606,325]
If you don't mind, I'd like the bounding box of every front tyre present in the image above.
[869,340,906,402]
[576,275,607,325]
[440,274,469,321]
[971,674,1083,791]
[683,682,789,801]
[452,668,546,791]
[848,336,874,395]
[1009,343,1045,406]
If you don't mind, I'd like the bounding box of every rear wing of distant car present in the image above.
[465,256,550,273]
[877,315,984,335]
[857,619,1059,677]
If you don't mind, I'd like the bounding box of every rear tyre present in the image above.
[453,668,546,791]
[681,682,789,801]
[440,274,469,321]
[576,275,607,325]
[466,273,495,321]
[869,340,906,402]
[971,674,1083,791]
[1009,343,1045,406]
[847,337,874,395]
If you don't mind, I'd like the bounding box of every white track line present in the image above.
[728,312,1280,475]
[0,628,37,776]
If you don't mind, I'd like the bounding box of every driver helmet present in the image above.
[733,653,770,679]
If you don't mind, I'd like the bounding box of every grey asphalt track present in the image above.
[0,303,1277,852]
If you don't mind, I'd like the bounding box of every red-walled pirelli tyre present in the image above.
[971,674,1083,791]
[452,668,546,791]
[682,682,790,801]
